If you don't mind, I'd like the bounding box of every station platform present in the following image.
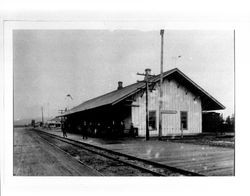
[38,128,234,176]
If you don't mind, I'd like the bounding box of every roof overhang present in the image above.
[168,69,225,110]
[112,68,225,111]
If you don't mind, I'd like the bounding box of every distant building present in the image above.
[60,68,225,137]
[46,117,61,128]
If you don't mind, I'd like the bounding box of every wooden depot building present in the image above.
[60,68,225,138]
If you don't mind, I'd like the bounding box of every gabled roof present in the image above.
[60,68,225,116]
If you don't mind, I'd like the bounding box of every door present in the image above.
[162,113,177,135]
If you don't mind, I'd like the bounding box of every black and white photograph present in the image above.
[2,0,250,194]
[12,28,235,176]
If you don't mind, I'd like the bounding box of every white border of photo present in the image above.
[1,2,250,196]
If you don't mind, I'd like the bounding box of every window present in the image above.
[149,111,157,130]
[180,111,188,130]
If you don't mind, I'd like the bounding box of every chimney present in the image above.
[117,81,123,90]
[144,68,151,80]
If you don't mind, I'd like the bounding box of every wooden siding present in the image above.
[132,79,202,136]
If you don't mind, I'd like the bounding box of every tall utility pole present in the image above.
[47,102,50,119]
[159,29,164,140]
[137,68,155,140]
[58,109,65,127]
[145,69,150,140]
[41,106,44,126]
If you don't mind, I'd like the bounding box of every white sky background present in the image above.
[13,30,234,120]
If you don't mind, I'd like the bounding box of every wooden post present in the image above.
[159,29,164,140]
[41,106,44,126]
[145,68,150,140]
[58,109,65,130]
[137,68,155,141]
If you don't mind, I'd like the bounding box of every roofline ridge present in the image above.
[172,68,226,109]
[62,67,225,116]
[67,68,184,113]
[66,79,146,113]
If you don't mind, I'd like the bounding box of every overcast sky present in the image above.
[13,30,234,121]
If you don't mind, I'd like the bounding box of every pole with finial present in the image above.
[159,29,164,140]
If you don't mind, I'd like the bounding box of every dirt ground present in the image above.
[168,134,235,148]
[14,127,101,176]
[36,128,235,176]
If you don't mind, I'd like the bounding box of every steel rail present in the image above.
[36,132,104,176]
[34,129,204,176]
[36,131,164,176]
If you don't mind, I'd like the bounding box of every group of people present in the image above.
[77,121,88,139]
[61,119,137,139]
[61,120,88,140]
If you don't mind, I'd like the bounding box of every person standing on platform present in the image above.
[82,121,88,140]
[62,120,67,138]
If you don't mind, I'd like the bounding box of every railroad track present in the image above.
[34,129,203,176]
